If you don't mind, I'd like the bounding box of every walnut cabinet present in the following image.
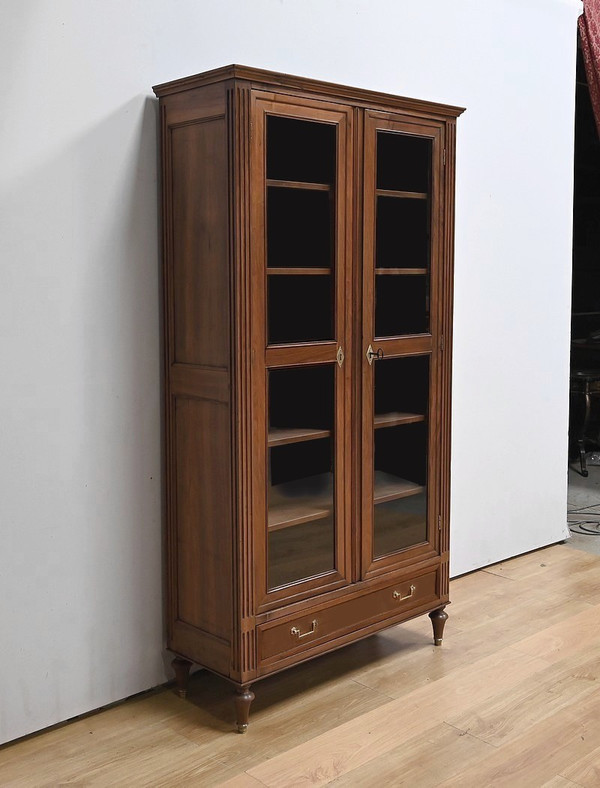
[152,66,463,732]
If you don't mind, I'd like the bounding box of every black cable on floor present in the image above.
[568,521,600,535]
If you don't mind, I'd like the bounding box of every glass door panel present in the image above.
[267,365,336,590]
[375,130,432,338]
[266,115,336,345]
[251,93,352,607]
[362,112,442,577]
[265,115,337,584]
[373,356,429,557]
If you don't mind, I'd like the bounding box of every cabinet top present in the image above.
[152,64,465,119]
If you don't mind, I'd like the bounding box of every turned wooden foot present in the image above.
[172,657,192,698]
[429,606,448,646]
[234,686,255,734]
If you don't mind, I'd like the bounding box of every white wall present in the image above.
[0,0,580,744]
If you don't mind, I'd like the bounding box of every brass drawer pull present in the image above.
[393,584,416,601]
[290,619,318,639]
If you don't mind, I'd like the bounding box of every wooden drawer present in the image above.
[258,569,439,665]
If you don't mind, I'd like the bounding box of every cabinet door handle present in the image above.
[393,584,416,601]
[290,620,318,639]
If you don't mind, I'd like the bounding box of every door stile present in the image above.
[428,124,446,564]
[351,107,365,584]
[360,112,377,579]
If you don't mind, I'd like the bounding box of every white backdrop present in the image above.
[0,0,580,744]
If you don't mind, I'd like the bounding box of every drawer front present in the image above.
[258,569,439,664]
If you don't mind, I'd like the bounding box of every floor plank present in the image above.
[438,690,600,787]
[560,742,600,786]
[245,647,550,786]
[541,778,583,788]
[328,722,494,787]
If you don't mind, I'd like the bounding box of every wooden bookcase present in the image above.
[152,65,464,732]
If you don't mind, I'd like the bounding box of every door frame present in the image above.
[359,110,446,580]
[249,91,355,612]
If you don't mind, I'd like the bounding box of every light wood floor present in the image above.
[3,544,600,787]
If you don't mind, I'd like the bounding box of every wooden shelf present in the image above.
[267,178,332,192]
[268,470,423,530]
[267,267,331,275]
[376,189,427,200]
[375,268,427,275]
[374,471,425,504]
[374,412,425,429]
[268,474,332,531]
[268,426,332,447]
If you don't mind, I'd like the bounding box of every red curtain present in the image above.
[580,0,600,137]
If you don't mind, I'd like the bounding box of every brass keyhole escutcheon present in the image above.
[366,344,384,365]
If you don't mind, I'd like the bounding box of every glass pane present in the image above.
[373,356,429,558]
[375,274,429,337]
[267,187,332,269]
[374,131,432,338]
[376,196,429,269]
[267,116,336,184]
[268,275,333,344]
[377,132,431,192]
[266,117,336,346]
[268,365,335,589]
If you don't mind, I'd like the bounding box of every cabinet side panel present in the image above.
[171,118,229,367]
[174,397,232,640]
[161,81,233,673]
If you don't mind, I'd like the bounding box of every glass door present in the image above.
[250,94,353,608]
[361,111,444,578]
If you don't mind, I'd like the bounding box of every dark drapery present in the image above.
[580,0,600,137]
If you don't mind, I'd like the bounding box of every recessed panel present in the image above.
[171,119,229,366]
[175,397,232,637]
